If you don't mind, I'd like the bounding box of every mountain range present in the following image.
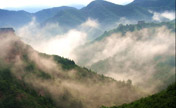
[0,0,175,107]
[0,0,175,28]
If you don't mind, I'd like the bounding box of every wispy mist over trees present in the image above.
[0,0,175,108]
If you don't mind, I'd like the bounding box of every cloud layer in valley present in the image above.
[16,17,175,94]
[17,18,101,59]
[73,26,175,93]
[0,30,143,108]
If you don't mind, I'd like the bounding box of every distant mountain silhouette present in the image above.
[81,0,152,22]
[44,0,152,27]
[0,0,175,28]
[0,9,32,27]
[34,6,77,23]
[44,7,87,27]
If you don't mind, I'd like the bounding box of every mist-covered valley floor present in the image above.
[0,0,176,108]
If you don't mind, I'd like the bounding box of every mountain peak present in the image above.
[84,0,121,10]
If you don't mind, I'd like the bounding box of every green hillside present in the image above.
[0,29,144,108]
[101,82,176,108]
[0,66,56,108]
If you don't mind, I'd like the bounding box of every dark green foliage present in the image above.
[52,54,114,82]
[0,67,56,108]
[24,62,51,79]
[23,54,52,79]
[53,55,75,70]
[102,83,176,108]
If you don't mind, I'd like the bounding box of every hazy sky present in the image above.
[0,0,134,11]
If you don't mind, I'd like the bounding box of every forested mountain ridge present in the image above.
[80,0,152,23]
[0,28,144,108]
[0,66,57,108]
[0,0,175,107]
[95,20,175,41]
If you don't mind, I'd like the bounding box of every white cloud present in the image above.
[161,11,175,20]
[152,11,175,21]
[81,18,99,28]
[17,18,88,60]
[35,30,87,59]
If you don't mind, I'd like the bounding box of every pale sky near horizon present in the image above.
[0,0,134,9]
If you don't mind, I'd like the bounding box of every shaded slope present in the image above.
[81,0,152,23]
[0,66,56,108]
[45,8,86,27]
[102,82,176,108]
[34,6,77,23]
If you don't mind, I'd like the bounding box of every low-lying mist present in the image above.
[16,18,105,59]
[74,26,175,93]
[16,17,140,61]
[16,16,175,94]
[0,32,144,108]
[0,12,175,107]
